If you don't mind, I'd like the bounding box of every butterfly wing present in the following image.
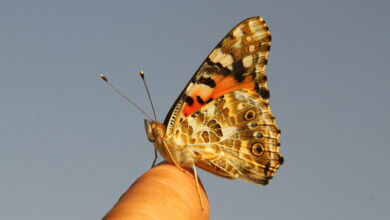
[168,90,283,184]
[162,17,282,184]
[164,17,272,132]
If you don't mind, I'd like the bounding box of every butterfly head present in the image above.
[144,119,165,143]
[144,119,172,162]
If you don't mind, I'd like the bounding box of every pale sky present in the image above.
[1,0,389,219]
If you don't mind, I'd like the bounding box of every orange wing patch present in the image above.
[183,75,255,117]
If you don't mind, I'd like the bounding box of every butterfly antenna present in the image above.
[139,70,157,121]
[100,74,153,121]
[139,71,159,168]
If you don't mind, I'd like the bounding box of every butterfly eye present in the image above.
[244,110,256,121]
[251,143,264,156]
[144,119,155,142]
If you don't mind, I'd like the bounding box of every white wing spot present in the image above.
[232,28,243,38]
[219,53,233,68]
[220,127,238,141]
[237,103,247,110]
[248,19,258,32]
[209,48,233,68]
[248,45,255,53]
[242,55,253,68]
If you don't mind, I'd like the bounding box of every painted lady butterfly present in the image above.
[145,17,284,185]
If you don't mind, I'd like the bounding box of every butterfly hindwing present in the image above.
[168,90,282,184]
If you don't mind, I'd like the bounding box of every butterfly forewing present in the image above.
[164,17,272,130]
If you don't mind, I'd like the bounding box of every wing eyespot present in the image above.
[243,109,256,121]
[251,143,264,156]
[255,131,264,140]
[250,122,258,128]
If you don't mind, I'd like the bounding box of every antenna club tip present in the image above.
[100,74,108,82]
[139,70,145,78]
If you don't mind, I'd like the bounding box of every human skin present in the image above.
[102,162,210,220]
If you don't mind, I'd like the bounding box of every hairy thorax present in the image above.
[145,120,195,167]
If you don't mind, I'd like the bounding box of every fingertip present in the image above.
[103,162,209,220]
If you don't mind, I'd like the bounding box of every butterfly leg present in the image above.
[159,143,205,210]
[192,163,205,211]
[163,141,194,177]
[150,149,158,168]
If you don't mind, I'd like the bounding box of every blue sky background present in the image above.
[1,0,389,219]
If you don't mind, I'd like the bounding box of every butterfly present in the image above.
[144,16,284,186]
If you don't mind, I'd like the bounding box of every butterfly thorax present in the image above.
[144,120,195,167]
